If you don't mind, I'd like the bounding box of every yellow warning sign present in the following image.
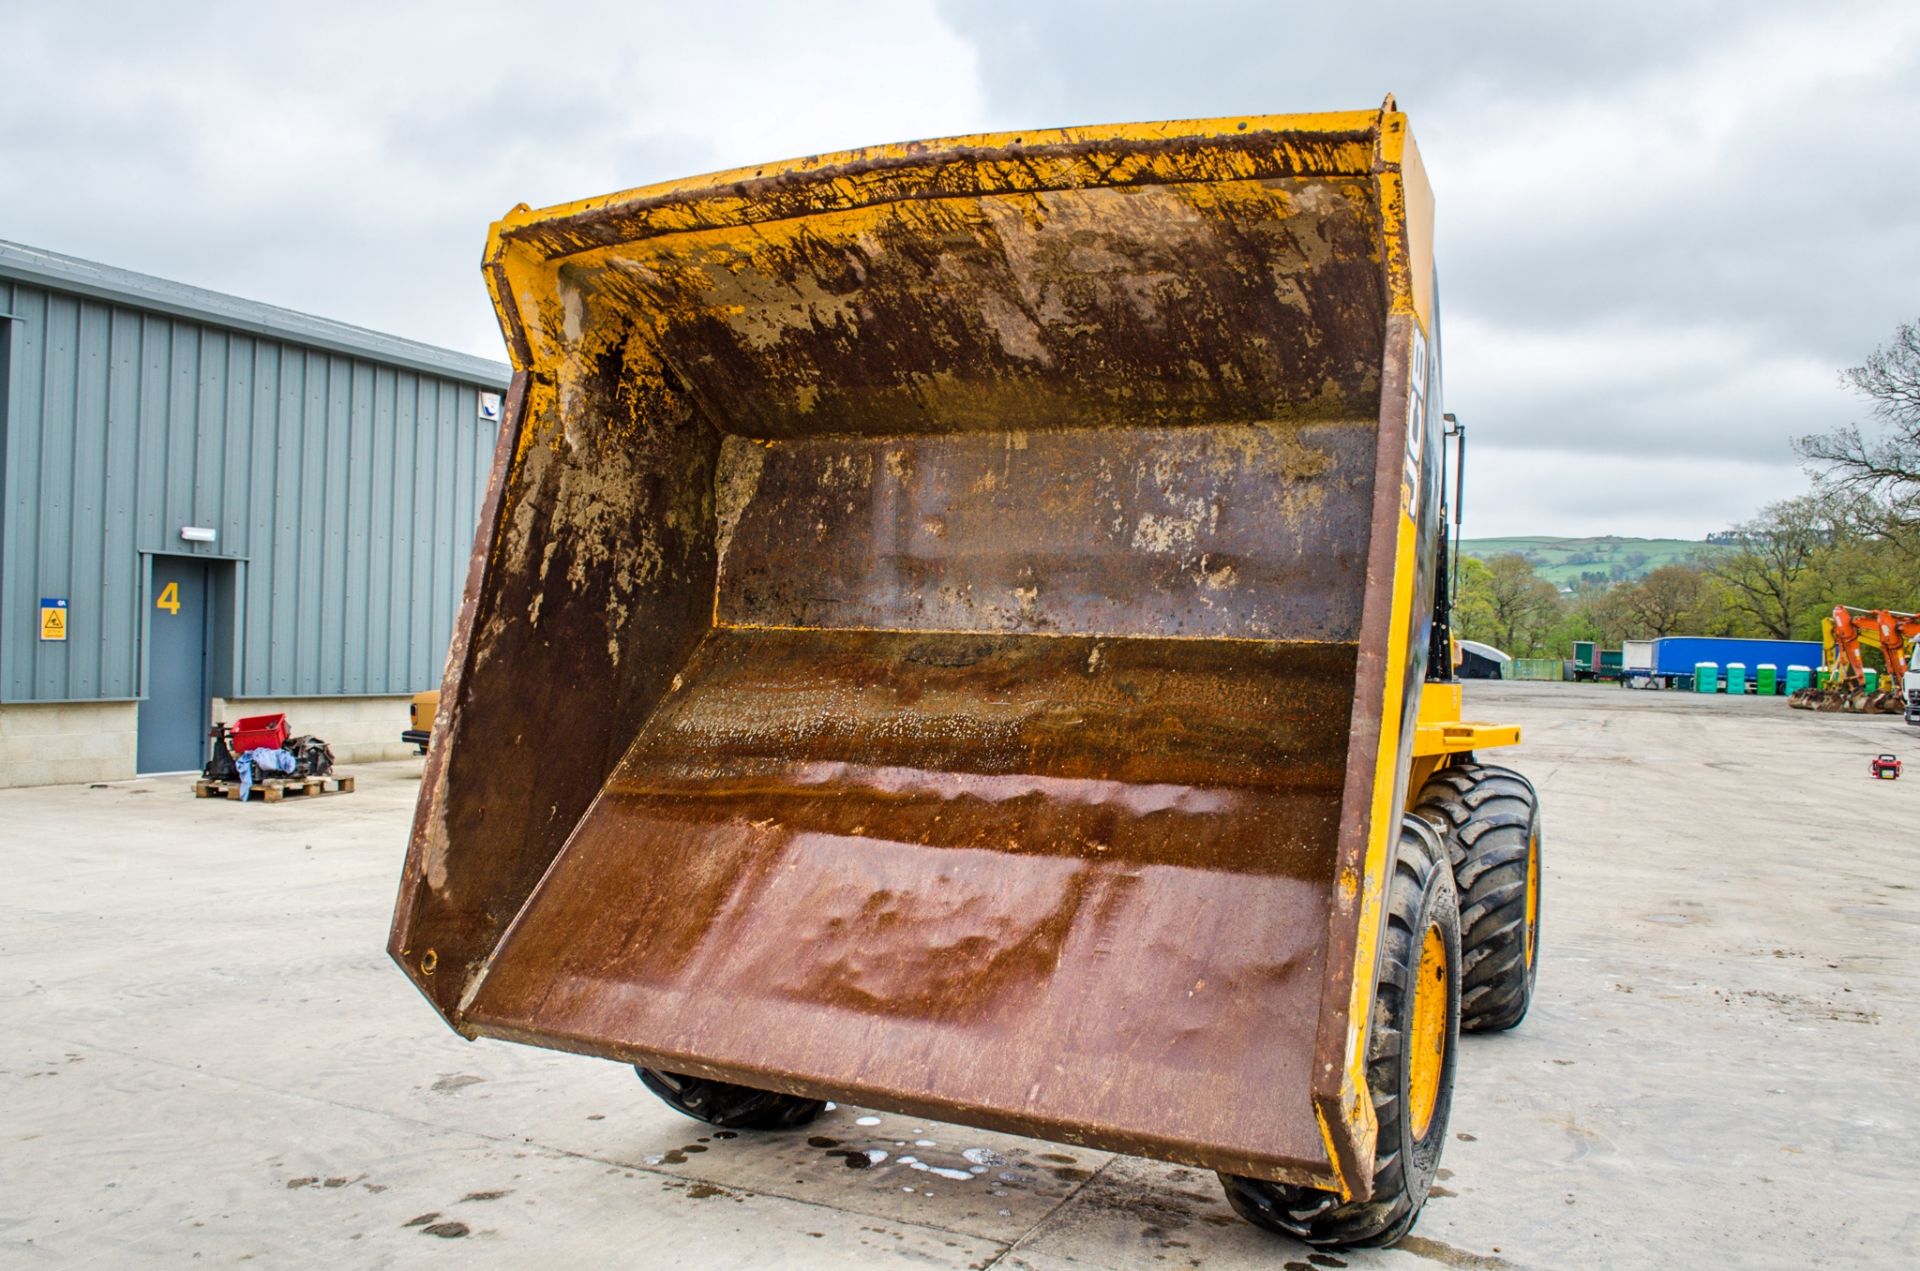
[40,598,68,641]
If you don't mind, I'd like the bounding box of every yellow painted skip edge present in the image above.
[491,110,1389,239]
[1329,110,1433,1187]
[1333,495,1421,1172]
[1312,1105,1353,1200]
[483,107,1397,383]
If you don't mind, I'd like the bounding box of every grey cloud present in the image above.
[1463,448,1809,538]
[941,0,1920,530]
[4,1,1911,539]
[1,1,984,359]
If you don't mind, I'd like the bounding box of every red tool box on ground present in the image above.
[229,713,289,753]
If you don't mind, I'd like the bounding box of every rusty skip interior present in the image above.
[398,120,1409,1185]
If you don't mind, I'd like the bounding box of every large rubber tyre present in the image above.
[636,1069,827,1131]
[1414,760,1541,1032]
[1219,816,1461,1248]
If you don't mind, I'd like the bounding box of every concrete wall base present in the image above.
[0,694,419,788]
[0,702,139,788]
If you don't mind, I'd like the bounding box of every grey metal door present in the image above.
[138,557,211,773]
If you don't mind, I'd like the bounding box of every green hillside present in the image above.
[1458,536,1727,588]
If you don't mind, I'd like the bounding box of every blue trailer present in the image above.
[1627,636,1823,691]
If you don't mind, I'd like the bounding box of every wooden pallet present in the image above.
[193,773,356,802]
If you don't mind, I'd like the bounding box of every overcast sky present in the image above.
[5,1,1916,537]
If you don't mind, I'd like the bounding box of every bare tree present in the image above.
[1798,318,1920,555]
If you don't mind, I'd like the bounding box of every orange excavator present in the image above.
[1791,606,1920,714]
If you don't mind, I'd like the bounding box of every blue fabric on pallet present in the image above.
[237,746,296,800]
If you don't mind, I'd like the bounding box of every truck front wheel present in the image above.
[1219,815,1460,1248]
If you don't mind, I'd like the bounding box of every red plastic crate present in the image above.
[230,713,289,753]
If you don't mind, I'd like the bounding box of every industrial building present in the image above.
[0,240,510,786]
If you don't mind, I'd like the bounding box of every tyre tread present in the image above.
[636,1069,826,1131]
[1413,761,1540,1033]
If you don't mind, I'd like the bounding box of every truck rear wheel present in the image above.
[1414,761,1541,1032]
[636,1069,826,1131]
[1219,816,1460,1248]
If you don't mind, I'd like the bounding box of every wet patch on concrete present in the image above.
[429,1073,486,1093]
[1393,1235,1516,1268]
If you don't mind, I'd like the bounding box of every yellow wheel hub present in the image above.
[1407,923,1449,1140]
[1525,831,1540,969]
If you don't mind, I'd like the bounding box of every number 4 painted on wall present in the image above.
[156,581,180,615]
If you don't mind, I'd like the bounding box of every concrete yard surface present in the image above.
[3,682,1917,1269]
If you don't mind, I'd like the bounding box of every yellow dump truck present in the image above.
[391,99,1542,1249]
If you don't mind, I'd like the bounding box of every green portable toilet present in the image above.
[1785,665,1812,693]
[1694,662,1719,693]
[1816,667,1830,689]
[1726,662,1747,694]
[1756,663,1777,695]
[1865,667,1879,693]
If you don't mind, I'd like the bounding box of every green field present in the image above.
[1458,536,1727,588]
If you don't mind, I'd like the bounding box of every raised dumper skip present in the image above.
[389,101,1544,1250]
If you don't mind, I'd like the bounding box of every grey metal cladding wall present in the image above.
[1,279,500,702]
